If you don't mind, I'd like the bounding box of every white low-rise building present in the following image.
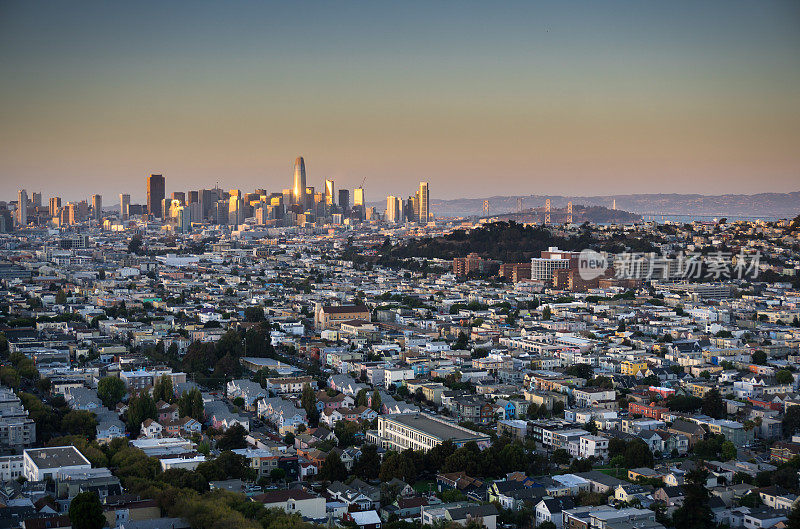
[23,446,92,482]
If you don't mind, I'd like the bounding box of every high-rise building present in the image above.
[119,194,130,220]
[187,190,199,204]
[292,157,307,210]
[31,192,42,209]
[17,190,27,227]
[91,194,102,221]
[171,191,185,205]
[338,189,350,214]
[353,187,364,207]
[175,206,191,233]
[324,179,335,208]
[147,174,165,218]
[228,192,243,226]
[49,197,62,217]
[406,196,417,223]
[61,203,78,225]
[386,195,402,224]
[418,182,429,225]
[160,198,170,220]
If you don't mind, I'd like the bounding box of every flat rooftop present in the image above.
[386,413,488,441]
[25,447,90,469]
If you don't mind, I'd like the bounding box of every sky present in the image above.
[1,1,799,203]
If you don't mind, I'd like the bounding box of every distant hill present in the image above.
[416,191,800,218]
[378,220,657,264]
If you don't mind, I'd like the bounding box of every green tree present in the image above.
[721,441,737,462]
[0,367,20,389]
[787,503,800,529]
[244,306,266,322]
[624,439,654,468]
[672,468,714,529]
[320,452,348,482]
[371,390,382,412]
[776,370,794,385]
[701,389,725,419]
[126,393,157,433]
[541,306,552,320]
[61,411,98,438]
[153,374,174,403]
[453,332,468,350]
[355,388,369,408]
[178,388,205,421]
[217,424,248,451]
[300,383,319,426]
[97,376,126,408]
[127,234,143,254]
[783,406,800,438]
[334,420,360,448]
[69,491,105,529]
[552,449,571,465]
[751,350,767,365]
[354,444,381,480]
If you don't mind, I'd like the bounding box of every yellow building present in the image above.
[315,304,370,329]
[621,361,648,376]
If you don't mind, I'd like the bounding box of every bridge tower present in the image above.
[544,198,551,225]
[567,201,573,224]
[482,200,490,217]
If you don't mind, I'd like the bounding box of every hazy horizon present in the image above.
[2,1,799,202]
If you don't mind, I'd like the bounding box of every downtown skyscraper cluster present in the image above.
[6,155,429,233]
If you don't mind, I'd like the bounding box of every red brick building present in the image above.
[628,402,670,420]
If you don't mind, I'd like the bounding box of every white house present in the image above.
[259,489,326,520]
[140,419,163,439]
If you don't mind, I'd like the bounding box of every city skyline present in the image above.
[1,1,799,200]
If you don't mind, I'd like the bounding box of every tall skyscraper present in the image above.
[228,190,243,226]
[187,190,199,204]
[119,194,130,220]
[32,192,42,209]
[418,182,429,225]
[62,203,77,225]
[354,187,364,207]
[175,206,190,233]
[147,174,165,218]
[92,194,102,221]
[324,179,335,206]
[386,195,402,223]
[49,197,62,217]
[17,189,27,227]
[171,191,185,205]
[338,189,350,213]
[160,198,170,220]
[292,157,307,210]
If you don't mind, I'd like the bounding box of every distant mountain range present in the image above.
[417,192,800,219]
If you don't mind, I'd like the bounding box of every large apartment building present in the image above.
[531,247,578,285]
[369,413,491,452]
[0,388,36,449]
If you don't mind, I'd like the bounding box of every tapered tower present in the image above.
[292,157,307,210]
